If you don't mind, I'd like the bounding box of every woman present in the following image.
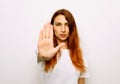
[37,9,89,84]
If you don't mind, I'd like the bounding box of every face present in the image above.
[53,14,69,43]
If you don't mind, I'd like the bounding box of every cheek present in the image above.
[66,28,70,35]
[54,26,60,33]
[54,31,58,36]
[53,28,59,36]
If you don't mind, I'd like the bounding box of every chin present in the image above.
[59,38,68,42]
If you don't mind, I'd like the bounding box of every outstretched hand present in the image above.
[38,22,64,60]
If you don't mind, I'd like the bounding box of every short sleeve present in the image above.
[79,56,89,78]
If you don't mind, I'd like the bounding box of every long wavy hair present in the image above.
[39,9,86,73]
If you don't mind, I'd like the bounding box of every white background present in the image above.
[0,0,120,84]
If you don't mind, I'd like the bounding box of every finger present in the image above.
[43,24,46,39]
[54,43,65,52]
[38,29,43,48]
[49,24,53,40]
[45,22,50,38]
[39,30,43,41]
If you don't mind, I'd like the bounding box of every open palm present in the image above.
[38,23,64,60]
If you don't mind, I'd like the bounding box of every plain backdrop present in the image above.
[0,0,120,84]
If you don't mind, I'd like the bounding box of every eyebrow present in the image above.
[54,22,61,24]
[54,21,68,24]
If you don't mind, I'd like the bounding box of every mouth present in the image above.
[60,34,66,38]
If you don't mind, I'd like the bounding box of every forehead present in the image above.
[54,14,68,23]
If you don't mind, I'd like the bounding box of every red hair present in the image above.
[43,9,86,72]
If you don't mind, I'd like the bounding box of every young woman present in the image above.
[37,9,89,84]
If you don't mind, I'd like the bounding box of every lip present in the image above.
[60,34,66,38]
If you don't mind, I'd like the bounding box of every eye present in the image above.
[65,23,69,27]
[55,23,61,26]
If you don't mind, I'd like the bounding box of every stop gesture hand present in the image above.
[38,22,64,60]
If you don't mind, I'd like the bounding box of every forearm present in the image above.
[78,78,85,84]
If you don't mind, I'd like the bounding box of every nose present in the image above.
[61,26,65,33]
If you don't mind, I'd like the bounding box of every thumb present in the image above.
[54,43,65,52]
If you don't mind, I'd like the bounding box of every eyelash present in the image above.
[65,23,68,26]
[56,24,61,26]
[55,23,69,26]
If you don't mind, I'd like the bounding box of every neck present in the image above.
[57,40,68,49]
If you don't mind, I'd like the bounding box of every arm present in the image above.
[78,78,85,84]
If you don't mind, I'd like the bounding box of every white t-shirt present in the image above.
[39,49,89,84]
